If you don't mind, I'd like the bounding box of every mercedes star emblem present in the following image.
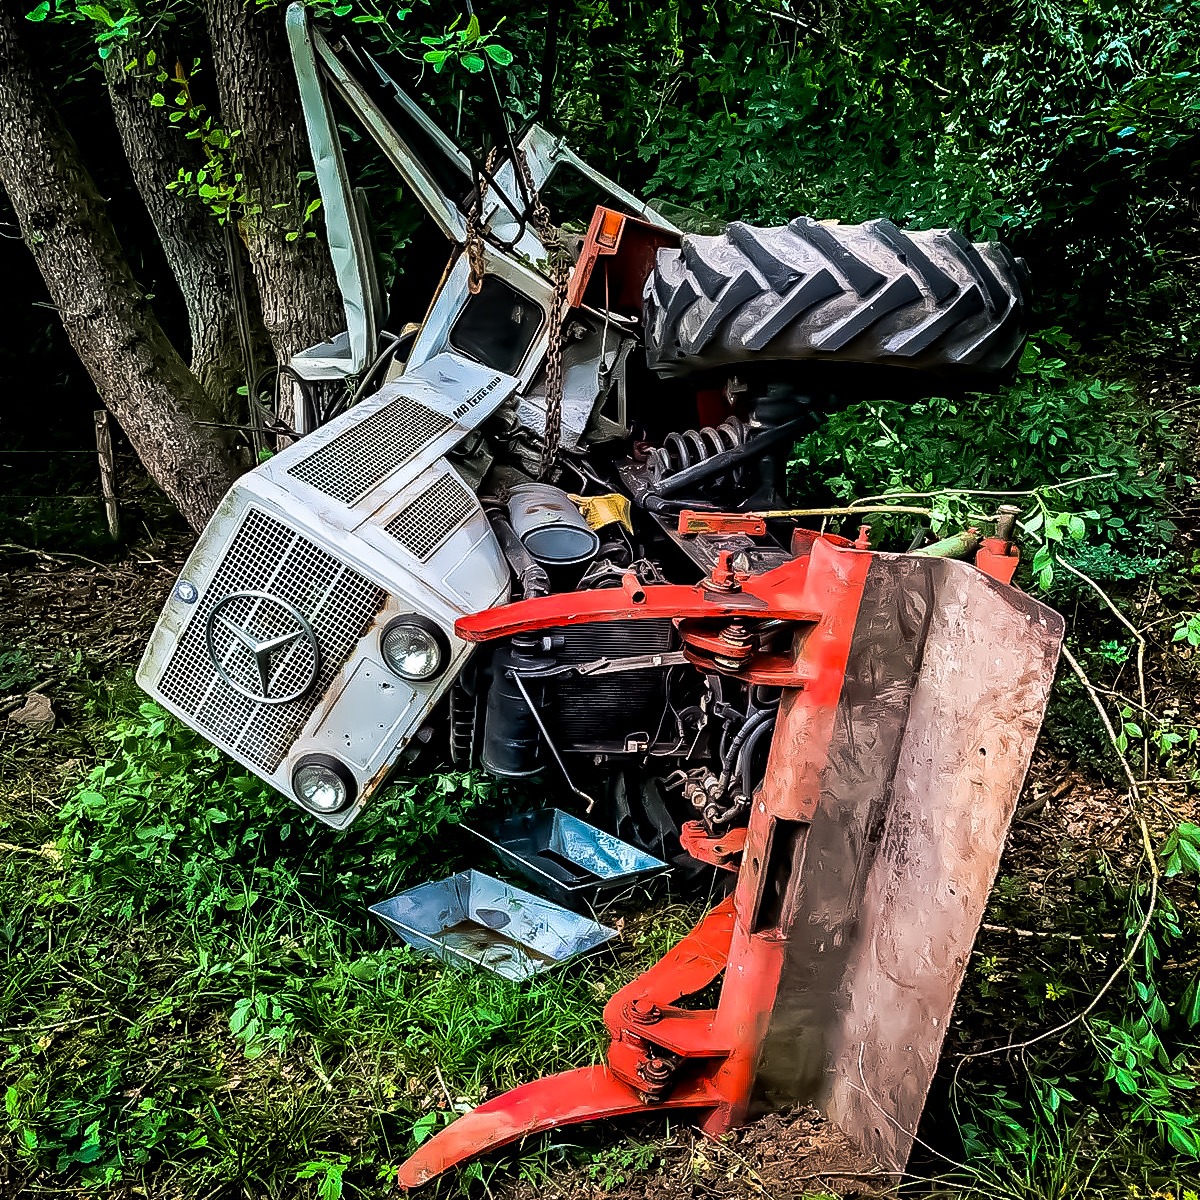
[205,590,321,704]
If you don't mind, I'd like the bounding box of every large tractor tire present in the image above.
[642,217,1028,378]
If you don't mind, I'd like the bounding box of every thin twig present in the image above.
[1159,393,1200,416]
[56,966,105,995]
[850,471,1118,508]
[0,1013,102,1036]
[1087,687,1157,718]
[0,839,60,862]
[751,4,816,32]
[1060,644,1142,796]
[1057,560,1145,649]
[756,504,934,519]
[0,542,117,576]
[431,1062,457,1112]
[697,1129,777,1199]
[1056,558,1150,773]
[849,1043,978,1180]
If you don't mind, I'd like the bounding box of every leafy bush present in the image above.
[1,693,692,1193]
[59,701,492,921]
[547,0,1200,338]
[791,327,1179,559]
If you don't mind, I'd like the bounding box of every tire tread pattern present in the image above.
[643,217,1028,378]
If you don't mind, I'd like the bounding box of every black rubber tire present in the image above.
[642,217,1029,378]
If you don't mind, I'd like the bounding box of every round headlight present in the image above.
[291,755,356,814]
[380,616,448,682]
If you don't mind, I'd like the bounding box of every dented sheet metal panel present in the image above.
[369,870,617,980]
[753,554,1063,1168]
[137,353,515,828]
[821,557,1063,1169]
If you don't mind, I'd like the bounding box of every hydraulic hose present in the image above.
[738,715,777,799]
[717,707,775,796]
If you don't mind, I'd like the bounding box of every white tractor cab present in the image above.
[137,4,679,827]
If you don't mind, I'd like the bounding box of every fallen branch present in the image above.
[0,541,117,578]
[981,922,1118,942]
[851,471,1118,509]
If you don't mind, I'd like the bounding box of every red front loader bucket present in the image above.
[398,538,1064,1187]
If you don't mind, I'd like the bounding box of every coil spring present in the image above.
[648,417,749,479]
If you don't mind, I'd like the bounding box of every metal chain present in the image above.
[538,264,569,480]
[465,148,498,296]
[514,149,570,481]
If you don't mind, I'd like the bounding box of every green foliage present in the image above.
[25,0,139,59]
[585,1137,660,1191]
[955,835,1200,1187]
[0,686,697,1194]
[420,13,512,76]
[294,1153,350,1199]
[58,699,491,920]
[1081,863,1200,1158]
[791,328,1178,585]
[540,0,1200,336]
[11,0,1200,1192]
[0,645,38,691]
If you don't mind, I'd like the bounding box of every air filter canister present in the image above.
[507,483,601,566]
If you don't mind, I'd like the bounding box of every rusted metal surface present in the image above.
[819,557,1063,1169]
[750,554,933,1120]
[567,205,680,314]
[677,510,769,537]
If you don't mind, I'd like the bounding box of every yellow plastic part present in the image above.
[570,493,633,533]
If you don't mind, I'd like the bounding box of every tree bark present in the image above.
[0,11,241,533]
[103,37,248,419]
[204,0,343,376]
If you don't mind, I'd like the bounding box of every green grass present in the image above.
[4,492,1200,1197]
[0,677,699,1197]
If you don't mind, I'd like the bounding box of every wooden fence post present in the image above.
[93,408,121,541]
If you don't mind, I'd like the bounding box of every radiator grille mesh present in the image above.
[157,508,384,773]
[286,395,451,504]
[384,474,475,561]
[548,619,676,747]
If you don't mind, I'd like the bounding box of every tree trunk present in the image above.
[103,37,249,419]
[0,11,241,533]
[204,0,343,379]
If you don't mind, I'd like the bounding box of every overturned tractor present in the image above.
[138,5,1062,1188]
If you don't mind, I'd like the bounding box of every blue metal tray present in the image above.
[466,808,669,910]
[369,869,617,981]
